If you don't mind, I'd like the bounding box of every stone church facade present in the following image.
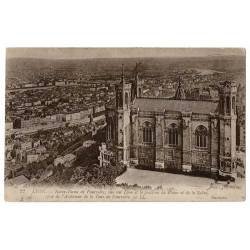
[105,65,238,179]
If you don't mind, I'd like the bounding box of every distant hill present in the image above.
[6,54,245,87]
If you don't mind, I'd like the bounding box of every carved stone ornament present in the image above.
[182,117,190,129]
[212,119,218,129]
[157,116,163,126]
[132,115,136,123]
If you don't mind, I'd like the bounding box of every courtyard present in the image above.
[116,168,231,188]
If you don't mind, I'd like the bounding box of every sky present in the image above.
[6,48,245,59]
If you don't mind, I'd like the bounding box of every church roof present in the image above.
[132,98,218,114]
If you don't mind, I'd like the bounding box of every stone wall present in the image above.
[130,111,220,174]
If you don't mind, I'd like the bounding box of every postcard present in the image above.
[4,48,246,201]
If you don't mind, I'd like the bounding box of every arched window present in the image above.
[143,121,153,143]
[107,122,111,140]
[220,97,224,113]
[125,92,129,107]
[168,123,178,146]
[226,96,230,114]
[107,118,114,141]
[232,96,236,114]
[139,88,142,97]
[195,125,208,148]
[118,90,123,107]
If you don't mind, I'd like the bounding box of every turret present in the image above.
[132,62,143,99]
[114,64,132,165]
[218,81,237,178]
[219,81,237,116]
[115,64,132,110]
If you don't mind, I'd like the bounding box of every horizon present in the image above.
[6,48,245,60]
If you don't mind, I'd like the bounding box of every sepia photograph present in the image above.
[4,48,246,201]
[1,1,250,250]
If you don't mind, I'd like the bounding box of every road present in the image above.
[6,122,67,136]
[6,83,79,93]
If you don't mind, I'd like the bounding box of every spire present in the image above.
[174,76,186,100]
[135,62,139,82]
[121,64,125,83]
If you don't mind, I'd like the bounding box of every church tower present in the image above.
[174,77,186,100]
[115,64,132,165]
[131,62,143,99]
[218,81,237,178]
[136,68,143,98]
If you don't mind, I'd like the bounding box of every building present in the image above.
[27,154,39,164]
[54,154,76,168]
[236,107,245,152]
[105,65,238,179]
[98,143,114,167]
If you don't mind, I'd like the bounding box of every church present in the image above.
[105,64,238,179]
